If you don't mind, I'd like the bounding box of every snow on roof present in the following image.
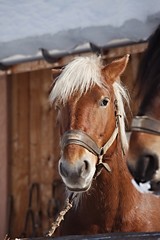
[0,0,160,65]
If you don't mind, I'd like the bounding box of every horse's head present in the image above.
[127,115,160,191]
[50,55,129,192]
[127,129,160,183]
[127,25,160,193]
[127,83,160,189]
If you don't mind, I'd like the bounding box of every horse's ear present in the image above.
[102,54,129,83]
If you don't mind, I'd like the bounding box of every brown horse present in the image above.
[50,55,160,236]
[127,25,160,193]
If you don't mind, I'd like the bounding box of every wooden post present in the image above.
[0,73,9,239]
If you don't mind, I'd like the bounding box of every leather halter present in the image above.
[61,125,119,174]
[60,99,125,175]
[131,116,160,136]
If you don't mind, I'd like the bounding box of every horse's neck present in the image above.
[76,144,137,230]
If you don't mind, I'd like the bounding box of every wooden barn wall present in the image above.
[7,51,143,238]
[121,52,142,124]
[8,69,64,238]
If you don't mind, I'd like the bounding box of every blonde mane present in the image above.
[113,80,129,152]
[49,55,103,104]
[49,55,129,152]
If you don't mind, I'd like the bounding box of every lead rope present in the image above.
[46,193,77,237]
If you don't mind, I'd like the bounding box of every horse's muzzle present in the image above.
[58,156,95,192]
[128,153,159,184]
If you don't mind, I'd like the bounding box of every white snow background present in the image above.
[0,0,160,62]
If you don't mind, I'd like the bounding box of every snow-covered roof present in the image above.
[1,0,160,66]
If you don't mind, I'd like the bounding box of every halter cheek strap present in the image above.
[97,127,118,172]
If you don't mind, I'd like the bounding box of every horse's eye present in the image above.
[100,98,109,107]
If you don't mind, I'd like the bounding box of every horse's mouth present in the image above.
[149,180,160,195]
[67,183,91,193]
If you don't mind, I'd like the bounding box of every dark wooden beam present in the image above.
[10,231,160,240]
[0,42,147,76]
[0,73,9,239]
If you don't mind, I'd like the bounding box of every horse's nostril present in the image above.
[59,159,91,180]
[80,160,90,177]
[144,154,158,172]
[137,153,159,182]
[84,160,89,171]
[59,162,68,178]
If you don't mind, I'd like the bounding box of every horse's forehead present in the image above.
[66,84,112,104]
[91,85,113,100]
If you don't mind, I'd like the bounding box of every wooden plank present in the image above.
[105,42,147,59]
[40,183,51,235]
[0,74,9,239]
[14,70,44,237]
[9,73,18,237]
[40,69,54,184]
[29,70,42,184]
[39,69,53,234]
[10,72,30,238]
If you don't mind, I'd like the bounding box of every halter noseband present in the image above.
[61,127,118,173]
[131,116,160,135]
[60,101,125,176]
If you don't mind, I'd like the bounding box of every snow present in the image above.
[0,0,160,63]
[131,179,151,194]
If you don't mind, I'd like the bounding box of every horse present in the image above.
[49,54,160,236]
[127,25,160,194]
